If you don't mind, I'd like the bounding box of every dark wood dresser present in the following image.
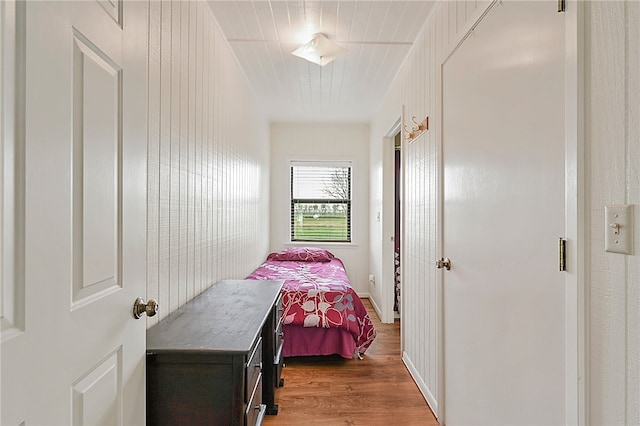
[146,279,284,426]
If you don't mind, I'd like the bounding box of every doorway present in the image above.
[393,131,401,318]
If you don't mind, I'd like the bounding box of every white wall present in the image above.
[586,1,640,424]
[270,122,370,296]
[368,113,398,323]
[145,1,270,325]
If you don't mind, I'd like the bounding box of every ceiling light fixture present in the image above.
[291,33,346,66]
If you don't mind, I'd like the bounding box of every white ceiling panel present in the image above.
[207,1,436,122]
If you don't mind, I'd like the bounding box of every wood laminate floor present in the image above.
[263,299,438,425]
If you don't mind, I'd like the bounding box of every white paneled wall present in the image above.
[401,19,439,413]
[146,1,270,326]
[370,0,499,417]
[586,1,640,424]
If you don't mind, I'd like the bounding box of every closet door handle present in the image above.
[133,297,159,319]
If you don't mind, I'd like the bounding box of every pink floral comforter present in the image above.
[246,257,376,355]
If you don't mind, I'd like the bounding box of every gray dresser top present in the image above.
[146,279,283,355]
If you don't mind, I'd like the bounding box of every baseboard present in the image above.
[368,295,384,322]
[402,351,440,421]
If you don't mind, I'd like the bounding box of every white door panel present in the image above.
[1,1,147,424]
[442,1,565,424]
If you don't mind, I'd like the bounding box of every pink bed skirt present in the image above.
[282,324,357,359]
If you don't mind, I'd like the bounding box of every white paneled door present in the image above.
[1,1,147,424]
[442,1,565,424]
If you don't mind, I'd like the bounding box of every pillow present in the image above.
[267,247,335,263]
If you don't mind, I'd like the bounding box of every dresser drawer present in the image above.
[275,293,283,315]
[274,293,284,363]
[246,372,266,426]
[246,337,263,400]
[274,318,283,355]
[274,295,284,388]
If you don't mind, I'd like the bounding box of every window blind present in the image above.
[290,161,352,242]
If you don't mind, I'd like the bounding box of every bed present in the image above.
[246,247,376,359]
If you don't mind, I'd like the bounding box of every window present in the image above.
[290,161,352,242]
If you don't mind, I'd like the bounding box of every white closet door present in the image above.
[442,1,566,424]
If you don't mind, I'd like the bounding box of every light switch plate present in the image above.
[605,204,634,254]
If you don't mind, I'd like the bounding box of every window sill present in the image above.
[286,242,359,249]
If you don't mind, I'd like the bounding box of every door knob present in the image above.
[436,257,451,270]
[133,297,159,319]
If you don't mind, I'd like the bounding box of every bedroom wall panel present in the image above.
[369,0,488,417]
[269,122,370,296]
[586,1,640,424]
[367,141,383,315]
[1,0,26,341]
[146,1,270,325]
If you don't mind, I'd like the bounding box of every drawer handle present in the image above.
[255,362,262,370]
